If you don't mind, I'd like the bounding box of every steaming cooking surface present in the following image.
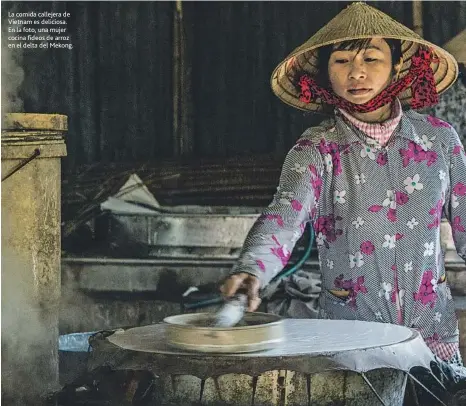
[107,319,414,356]
[94,318,435,380]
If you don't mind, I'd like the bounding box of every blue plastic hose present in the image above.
[184,224,315,310]
[271,224,315,281]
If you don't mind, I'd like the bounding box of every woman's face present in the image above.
[328,38,394,105]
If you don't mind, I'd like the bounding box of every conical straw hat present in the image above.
[271,1,458,112]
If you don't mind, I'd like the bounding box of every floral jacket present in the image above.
[232,109,466,346]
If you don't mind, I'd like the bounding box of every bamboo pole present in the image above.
[173,1,182,156]
[179,0,193,156]
[412,0,423,37]
[172,0,193,157]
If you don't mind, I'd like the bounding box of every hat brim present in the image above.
[270,3,458,112]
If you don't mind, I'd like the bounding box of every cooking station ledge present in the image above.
[61,255,321,293]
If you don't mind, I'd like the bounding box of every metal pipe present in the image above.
[407,373,447,406]
[360,373,388,406]
[1,148,40,181]
[62,256,320,267]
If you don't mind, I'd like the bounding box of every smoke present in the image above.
[1,250,60,403]
[1,3,25,116]
[1,182,62,402]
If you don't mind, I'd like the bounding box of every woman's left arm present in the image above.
[445,127,466,262]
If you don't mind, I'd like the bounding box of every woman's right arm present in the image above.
[222,139,324,308]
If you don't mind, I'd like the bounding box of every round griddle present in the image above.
[89,319,435,379]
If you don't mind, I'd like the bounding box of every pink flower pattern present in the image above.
[376,152,388,166]
[293,139,313,151]
[270,235,291,266]
[291,200,302,211]
[428,199,443,229]
[314,215,343,247]
[368,190,409,222]
[452,216,465,233]
[399,141,438,167]
[360,241,375,255]
[395,191,410,205]
[234,112,465,361]
[309,164,323,203]
[256,260,266,272]
[453,182,466,196]
[368,205,384,212]
[387,208,397,222]
[333,274,368,309]
[413,270,438,308]
[427,115,451,128]
[425,151,438,166]
[260,214,284,227]
[317,139,342,176]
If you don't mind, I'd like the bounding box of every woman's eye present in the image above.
[365,57,377,62]
[335,59,348,64]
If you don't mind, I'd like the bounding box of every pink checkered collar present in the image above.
[337,99,403,146]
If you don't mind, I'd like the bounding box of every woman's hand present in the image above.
[220,273,261,312]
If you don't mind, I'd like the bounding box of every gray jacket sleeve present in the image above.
[231,138,324,287]
[445,127,466,262]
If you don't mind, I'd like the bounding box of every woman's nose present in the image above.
[349,62,367,80]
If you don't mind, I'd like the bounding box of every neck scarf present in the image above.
[298,48,439,112]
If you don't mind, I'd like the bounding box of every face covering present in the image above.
[298,48,439,112]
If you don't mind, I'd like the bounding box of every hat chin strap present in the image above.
[298,48,439,112]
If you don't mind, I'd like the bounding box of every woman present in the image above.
[221,1,466,386]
